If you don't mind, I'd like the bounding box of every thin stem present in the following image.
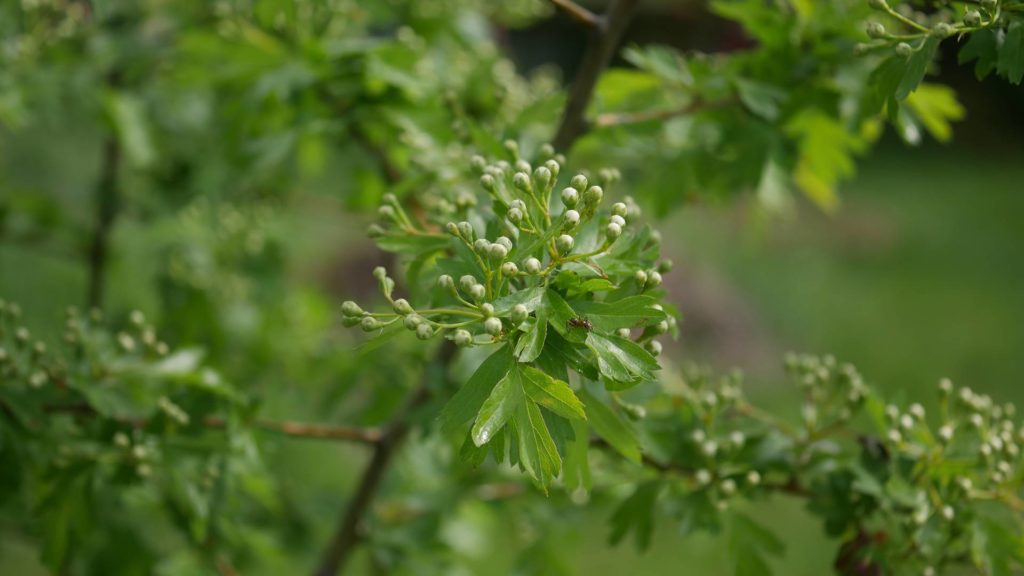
[313,341,456,576]
[549,0,600,27]
[86,72,123,309]
[552,0,641,150]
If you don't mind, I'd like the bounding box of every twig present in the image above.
[549,0,600,28]
[592,98,737,129]
[552,0,641,150]
[86,72,123,309]
[37,403,382,444]
[313,341,456,576]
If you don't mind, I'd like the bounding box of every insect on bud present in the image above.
[469,284,487,302]
[895,42,913,58]
[454,329,473,347]
[513,172,532,193]
[501,262,519,277]
[342,301,364,317]
[392,299,414,315]
[484,317,503,336]
[583,185,603,206]
[561,187,579,207]
[480,303,495,318]
[606,222,622,240]
[556,234,574,254]
[511,304,529,324]
[866,22,886,39]
[563,210,580,229]
[524,257,542,274]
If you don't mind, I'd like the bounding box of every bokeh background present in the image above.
[3,1,1024,574]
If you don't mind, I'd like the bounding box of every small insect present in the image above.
[567,316,593,331]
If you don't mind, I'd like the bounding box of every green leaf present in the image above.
[734,78,785,121]
[904,84,964,142]
[521,366,586,421]
[896,36,940,100]
[580,388,641,463]
[959,29,999,80]
[471,366,524,446]
[573,295,667,332]
[971,517,1022,576]
[103,91,155,169]
[544,289,587,343]
[609,481,661,551]
[493,287,545,316]
[439,346,514,434]
[563,419,592,492]
[785,109,864,212]
[512,399,562,491]
[998,21,1024,85]
[514,306,548,363]
[585,332,659,389]
[729,512,785,576]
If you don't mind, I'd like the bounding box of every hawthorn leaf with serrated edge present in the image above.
[896,36,940,100]
[439,345,513,434]
[729,512,785,576]
[471,367,524,446]
[905,84,964,142]
[586,332,659,389]
[513,398,561,491]
[544,289,588,343]
[609,481,661,551]
[521,366,586,421]
[959,29,999,81]
[573,295,666,332]
[563,419,592,492]
[580,387,641,463]
[998,22,1024,85]
[514,307,547,363]
[492,287,545,315]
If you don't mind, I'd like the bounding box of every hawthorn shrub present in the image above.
[2,0,1024,575]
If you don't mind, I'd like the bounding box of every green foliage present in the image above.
[2,0,1024,574]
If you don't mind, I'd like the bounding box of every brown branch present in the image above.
[86,78,122,309]
[552,0,641,151]
[38,403,382,444]
[313,341,456,576]
[549,0,600,27]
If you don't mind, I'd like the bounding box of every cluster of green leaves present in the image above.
[0,299,273,574]
[342,146,673,490]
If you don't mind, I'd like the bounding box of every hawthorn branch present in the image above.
[549,0,600,27]
[86,73,123,310]
[313,341,456,576]
[552,0,641,150]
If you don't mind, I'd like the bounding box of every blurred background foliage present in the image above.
[2,0,1024,574]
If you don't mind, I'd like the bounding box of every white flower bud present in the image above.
[507,208,523,224]
[392,298,414,315]
[606,222,622,240]
[647,270,663,288]
[460,275,478,291]
[887,429,902,444]
[513,172,532,192]
[342,301,364,317]
[561,187,579,207]
[556,234,574,254]
[746,470,761,486]
[570,174,588,192]
[480,303,495,318]
[501,262,519,277]
[938,425,954,442]
[404,315,422,330]
[900,414,914,430]
[644,340,662,357]
[495,236,513,250]
[458,221,475,241]
[583,185,603,205]
[454,329,473,347]
[484,317,503,336]
[488,243,508,262]
[469,284,487,302]
[360,317,380,332]
[616,328,631,338]
[524,258,542,274]
[939,378,953,394]
[695,469,712,486]
[474,238,491,253]
[610,214,626,227]
[729,431,746,448]
[634,270,648,286]
[702,441,718,457]
[415,324,433,340]
[563,210,580,228]
[941,505,954,521]
[438,275,455,290]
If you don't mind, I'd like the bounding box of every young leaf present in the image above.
[439,345,514,434]
[896,36,940,100]
[472,367,524,446]
[997,21,1024,85]
[573,295,667,332]
[580,387,641,463]
[609,481,661,551]
[513,399,562,490]
[585,332,659,389]
[514,306,548,363]
[521,366,586,421]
